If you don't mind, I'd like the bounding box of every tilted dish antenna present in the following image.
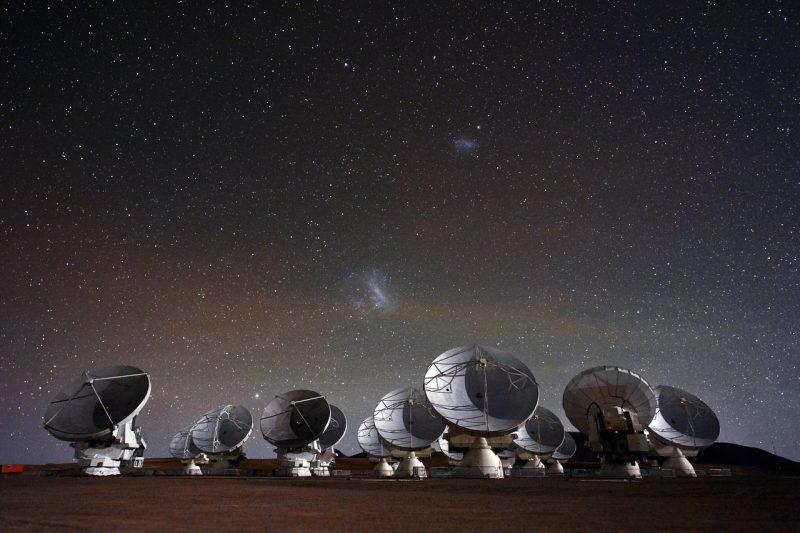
[373,386,446,478]
[423,344,539,478]
[433,428,464,465]
[190,404,253,474]
[169,427,207,475]
[314,404,347,476]
[548,432,577,474]
[357,415,394,478]
[647,385,720,477]
[513,405,565,470]
[43,365,150,476]
[260,389,331,476]
[562,365,656,478]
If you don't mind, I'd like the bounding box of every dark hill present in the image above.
[696,442,800,472]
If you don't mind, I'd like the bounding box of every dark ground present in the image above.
[1,459,797,532]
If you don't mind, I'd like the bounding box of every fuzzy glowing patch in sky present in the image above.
[349,270,395,314]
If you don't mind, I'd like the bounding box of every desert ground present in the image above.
[1,458,797,532]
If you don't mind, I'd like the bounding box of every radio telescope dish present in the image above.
[43,365,150,441]
[318,404,347,450]
[562,365,656,433]
[549,432,577,474]
[261,389,331,477]
[169,428,202,460]
[423,344,538,436]
[373,387,445,450]
[260,390,331,449]
[190,404,253,454]
[357,415,394,478]
[373,387,445,479]
[357,415,392,458]
[424,345,538,478]
[169,427,207,475]
[551,432,577,462]
[514,406,565,455]
[649,385,720,449]
[647,385,720,477]
[313,404,347,476]
[562,366,656,478]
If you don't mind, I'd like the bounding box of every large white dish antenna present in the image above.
[318,404,347,450]
[43,365,151,441]
[562,365,656,433]
[513,406,565,455]
[423,345,538,436]
[373,387,446,451]
[649,385,720,450]
[169,428,203,460]
[551,432,577,462]
[190,405,253,454]
[261,389,331,448]
[357,415,392,458]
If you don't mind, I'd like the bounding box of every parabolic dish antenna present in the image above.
[169,427,207,475]
[190,404,253,454]
[357,415,392,458]
[169,428,203,460]
[513,405,565,455]
[373,387,445,479]
[562,366,656,479]
[423,344,538,436]
[318,404,347,450]
[43,365,151,441]
[562,365,656,433]
[548,432,577,474]
[261,389,331,449]
[43,365,150,475]
[357,415,395,478]
[551,432,577,462]
[649,385,720,449]
[373,387,446,450]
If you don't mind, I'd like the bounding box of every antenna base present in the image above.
[454,437,504,478]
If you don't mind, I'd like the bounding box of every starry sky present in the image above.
[2,2,798,464]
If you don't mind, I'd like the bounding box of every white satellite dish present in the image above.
[548,432,577,474]
[562,366,656,478]
[357,415,395,478]
[314,404,347,476]
[373,386,446,478]
[513,405,565,470]
[169,428,207,475]
[647,385,720,477]
[43,365,150,476]
[190,404,253,474]
[423,344,538,478]
[260,389,331,476]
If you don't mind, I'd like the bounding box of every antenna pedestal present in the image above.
[521,455,545,469]
[548,460,565,474]
[276,448,316,477]
[662,448,696,477]
[455,437,504,478]
[72,420,146,476]
[182,458,204,475]
[206,450,244,475]
[395,451,426,479]
[373,457,395,478]
[599,459,642,479]
[311,448,336,476]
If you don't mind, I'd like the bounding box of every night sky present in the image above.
[2,2,798,464]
